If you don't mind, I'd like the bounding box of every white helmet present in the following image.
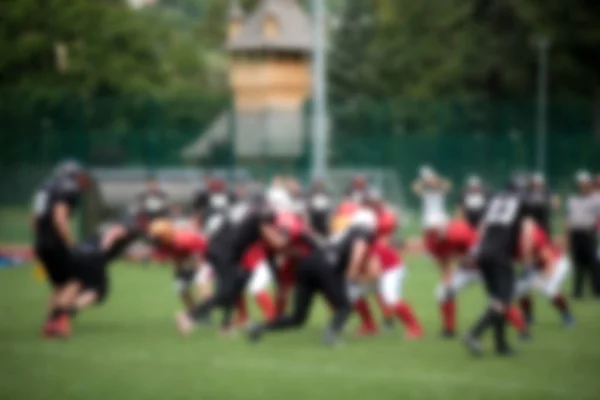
[266,187,293,212]
[350,208,377,230]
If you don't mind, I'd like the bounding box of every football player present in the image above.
[514,221,573,327]
[350,190,424,339]
[33,160,89,338]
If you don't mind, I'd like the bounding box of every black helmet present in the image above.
[507,171,528,192]
[54,159,86,179]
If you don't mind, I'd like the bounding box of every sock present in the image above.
[470,308,495,339]
[48,307,66,321]
[519,296,533,321]
[376,294,394,320]
[67,306,79,318]
[254,291,276,321]
[330,306,352,334]
[492,311,509,351]
[236,297,249,323]
[354,298,376,330]
[188,297,216,322]
[394,302,422,332]
[441,299,456,332]
[505,305,527,333]
[552,294,569,315]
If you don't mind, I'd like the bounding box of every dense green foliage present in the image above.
[329,0,600,103]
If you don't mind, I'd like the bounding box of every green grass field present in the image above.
[1,255,599,400]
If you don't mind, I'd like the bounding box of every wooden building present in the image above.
[182,0,312,163]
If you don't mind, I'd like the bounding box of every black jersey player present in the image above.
[247,208,377,346]
[68,214,144,320]
[33,160,89,338]
[464,178,534,357]
[175,195,284,335]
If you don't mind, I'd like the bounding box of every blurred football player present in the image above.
[412,165,452,229]
[464,176,535,357]
[350,189,424,339]
[458,175,490,229]
[33,160,89,338]
[514,221,573,327]
[68,216,144,319]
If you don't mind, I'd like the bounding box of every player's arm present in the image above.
[100,224,127,251]
[538,246,556,278]
[412,179,424,196]
[362,253,381,282]
[260,222,289,251]
[519,217,536,267]
[440,178,452,193]
[346,238,369,282]
[52,202,73,246]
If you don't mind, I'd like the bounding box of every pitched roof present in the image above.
[227,0,312,53]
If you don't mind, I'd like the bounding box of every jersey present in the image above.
[136,189,169,220]
[33,176,81,246]
[422,188,447,222]
[524,188,552,234]
[425,219,477,263]
[207,202,275,267]
[192,186,235,227]
[460,189,489,228]
[476,191,527,262]
[515,223,561,270]
[328,209,377,273]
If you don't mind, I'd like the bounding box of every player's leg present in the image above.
[465,259,511,356]
[435,268,479,337]
[537,257,574,326]
[348,282,376,336]
[380,266,423,339]
[248,267,318,343]
[491,263,516,355]
[319,269,353,346]
[246,261,276,321]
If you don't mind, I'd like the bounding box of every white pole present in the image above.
[535,37,550,174]
[311,0,328,179]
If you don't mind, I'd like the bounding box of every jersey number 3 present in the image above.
[484,197,519,225]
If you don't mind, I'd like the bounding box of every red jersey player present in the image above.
[424,214,481,337]
[349,190,424,340]
[425,214,529,338]
[149,219,211,312]
[514,221,573,327]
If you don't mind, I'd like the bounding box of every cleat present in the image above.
[405,328,424,340]
[247,323,264,343]
[356,324,378,337]
[175,311,195,336]
[519,330,532,342]
[440,329,456,339]
[53,315,71,339]
[323,328,343,348]
[496,347,518,357]
[463,335,483,357]
[382,318,395,331]
[562,313,574,328]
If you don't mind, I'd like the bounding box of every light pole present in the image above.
[535,36,550,174]
[311,0,328,179]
